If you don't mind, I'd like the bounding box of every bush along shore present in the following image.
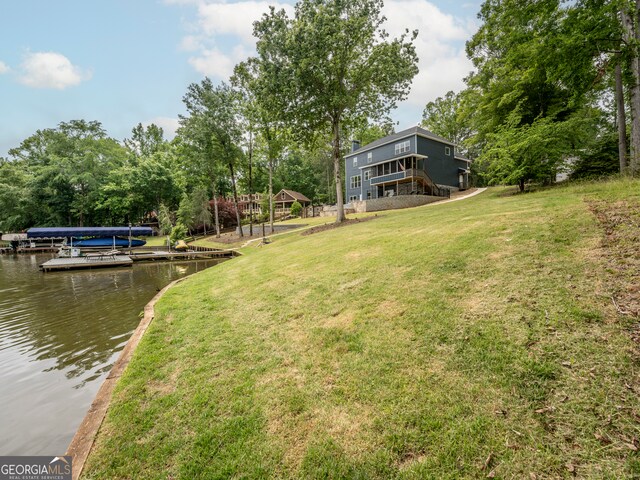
[83,178,640,479]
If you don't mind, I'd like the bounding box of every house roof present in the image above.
[273,189,311,203]
[346,126,455,158]
[27,226,153,239]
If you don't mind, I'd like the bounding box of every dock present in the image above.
[39,247,237,272]
[0,245,60,254]
[40,255,133,272]
[129,250,235,262]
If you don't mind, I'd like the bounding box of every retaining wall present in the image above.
[351,195,444,213]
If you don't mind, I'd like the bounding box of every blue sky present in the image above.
[0,0,480,157]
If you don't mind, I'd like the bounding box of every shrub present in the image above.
[208,197,239,227]
[290,200,302,217]
[170,223,188,244]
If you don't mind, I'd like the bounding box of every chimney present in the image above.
[351,140,361,153]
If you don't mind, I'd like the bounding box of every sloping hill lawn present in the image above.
[83,179,640,479]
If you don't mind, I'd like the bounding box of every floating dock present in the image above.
[40,255,133,272]
[39,247,237,272]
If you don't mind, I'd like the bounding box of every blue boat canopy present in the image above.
[27,227,153,239]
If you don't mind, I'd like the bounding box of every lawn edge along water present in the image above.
[65,276,193,480]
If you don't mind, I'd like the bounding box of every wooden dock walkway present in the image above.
[40,255,133,272]
[129,250,235,262]
[0,246,59,254]
[39,248,236,272]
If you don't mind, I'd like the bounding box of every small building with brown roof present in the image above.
[273,189,311,216]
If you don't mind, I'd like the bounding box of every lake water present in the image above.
[0,252,222,455]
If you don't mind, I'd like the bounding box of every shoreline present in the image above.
[65,276,189,480]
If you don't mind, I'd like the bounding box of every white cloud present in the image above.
[172,0,476,122]
[188,44,251,78]
[179,35,203,52]
[382,0,477,109]
[0,61,9,74]
[173,0,293,80]
[143,117,180,140]
[196,1,293,44]
[18,52,91,89]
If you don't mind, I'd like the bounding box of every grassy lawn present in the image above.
[83,179,640,479]
[143,236,171,247]
[189,215,375,249]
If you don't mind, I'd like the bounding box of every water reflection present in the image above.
[0,253,222,455]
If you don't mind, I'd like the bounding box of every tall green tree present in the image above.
[422,90,473,156]
[181,79,245,237]
[351,122,395,148]
[233,59,289,233]
[98,149,182,224]
[124,123,167,158]
[6,120,127,227]
[253,0,419,222]
[465,0,603,190]
[0,158,32,231]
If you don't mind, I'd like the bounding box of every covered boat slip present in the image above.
[26,226,154,239]
[1,233,61,254]
[26,226,152,251]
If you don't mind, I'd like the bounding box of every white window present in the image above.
[445,146,451,156]
[394,140,410,155]
[350,175,361,189]
[367,152,372,163]
[364,170,371,181]
[353,157,358,167]
[349,195,358,202]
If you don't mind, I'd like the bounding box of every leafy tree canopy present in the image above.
[252,0,419,220]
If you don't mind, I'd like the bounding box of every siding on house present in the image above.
[416,135,456,187]
[344,126,469,202]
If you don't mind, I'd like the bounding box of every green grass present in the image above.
[83,179,640,479]
[189,215,376,249]
[143,236,171,247]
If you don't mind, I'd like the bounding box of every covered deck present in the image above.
[361,156,448,199]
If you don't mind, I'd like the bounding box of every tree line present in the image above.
[0,0,418,234]
[0,117,337,234]
[4,0,632,235]
[422,0,640,190]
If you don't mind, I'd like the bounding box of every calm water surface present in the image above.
[0,253,222,455]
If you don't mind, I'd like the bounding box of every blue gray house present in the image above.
[344,126,470,203]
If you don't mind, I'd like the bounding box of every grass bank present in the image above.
[84,179,640,479]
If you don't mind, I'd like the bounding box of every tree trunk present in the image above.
[519,178,525,193]
[248,128,254,236]
[269,157,274,234]
[615,58,628,174]
[228,161,243,237]
[212,180,220,238]
[622,6,640,175]
[332,118,345,223]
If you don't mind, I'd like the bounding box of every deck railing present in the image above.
[368,167,450,198]
[369,171,406,185]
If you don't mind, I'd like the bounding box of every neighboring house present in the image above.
[273,189,311,215]
[238,193,264,217]
[344,126,471,203]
